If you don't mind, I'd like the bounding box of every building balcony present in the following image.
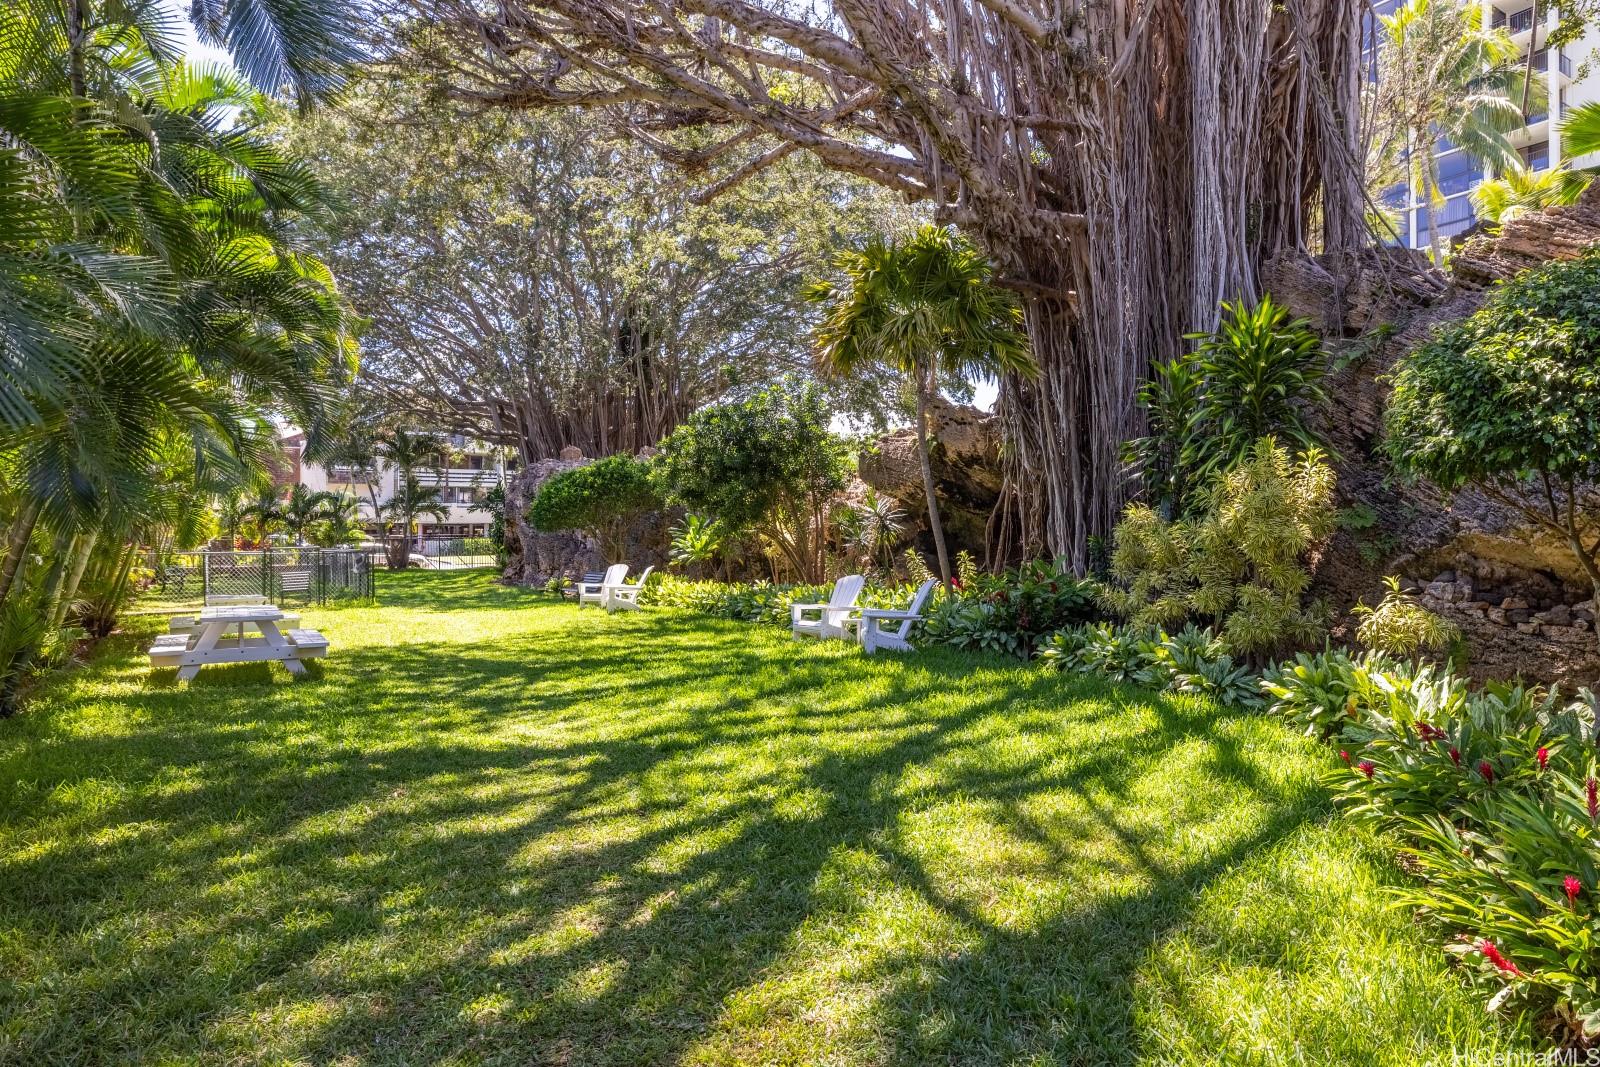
[328,466,378,484]
[414,468,495,489]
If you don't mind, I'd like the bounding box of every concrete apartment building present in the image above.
[277,429,507,542]
[1371,0,1600,248]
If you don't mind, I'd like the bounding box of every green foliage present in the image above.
[1104,438,1336,656]
[482,483,507,566]
[835,490,904,572]
[654,381,848,581]
[1387,251,1600,614]
[1127,298,1328,515]
[1353,576,1462,656]
[667,513,725,574]
[529,455,661,559]
[1387,251,1600,492]
[1039,622,1266,709]
[919,560,1099,658]
[1262,641,1600,1035]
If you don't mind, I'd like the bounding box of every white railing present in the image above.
[414,468,493,488]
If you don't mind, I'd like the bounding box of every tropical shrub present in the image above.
[1353,576,1461,656]
[1040,621,1265,708]
[654,381,848,582]
[1124,297,1329,516]
[643,574,921,626]
[920,559,1098,658]
[529,455,662,560]
[1102,438,1336,657]
[667,513,726,577]
[1387,250,1600,657]
[1264,643,1600,1036]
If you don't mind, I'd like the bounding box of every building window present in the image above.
[1520,140,1550,170]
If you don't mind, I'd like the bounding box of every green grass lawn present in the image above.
[0,571,1536,1065]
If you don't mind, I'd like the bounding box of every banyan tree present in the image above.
[402,0,1370,569]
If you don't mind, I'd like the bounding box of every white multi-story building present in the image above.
[1371,0,1600,248]
[278,429,508,541]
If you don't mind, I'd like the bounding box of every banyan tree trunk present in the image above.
[412,0,1369,569]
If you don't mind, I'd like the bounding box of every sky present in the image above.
[159,0,235,70]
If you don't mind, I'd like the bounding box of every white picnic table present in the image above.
[148,604,327,681]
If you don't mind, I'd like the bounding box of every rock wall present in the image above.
[500,451,675,587]
[1264,182,1600,683]
[856,396,1003,561]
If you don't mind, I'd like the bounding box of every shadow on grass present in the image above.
[0,579,1329,1064]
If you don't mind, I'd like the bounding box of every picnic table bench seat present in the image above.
[284,629,329,657]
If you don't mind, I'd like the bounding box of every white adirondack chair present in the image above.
[604,565,654,612]
[579,564,628,609]
[855,579,937,654]
[790,574,866,640]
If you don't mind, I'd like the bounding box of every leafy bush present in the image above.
[1102,438,1336,656]
[529,455,662,559]
[1386,250,1600,646]
[1040,621,1266,708]
[920,559,1098,658]
[654,381,848,582]
[1124,297,1328,516]
[1353,576,1461,656]
[1263,644,1600,1036]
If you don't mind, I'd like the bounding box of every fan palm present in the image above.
[809,225,1034,588]
[1372,0,1534,263]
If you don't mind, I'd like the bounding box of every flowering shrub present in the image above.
[1272,649,1600,1037]
[920,559,1098,658]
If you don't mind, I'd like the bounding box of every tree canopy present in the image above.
[272,77,913,461]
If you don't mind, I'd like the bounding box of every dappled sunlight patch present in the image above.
[1134,822,1532,1061]
[0,573,1541,1064]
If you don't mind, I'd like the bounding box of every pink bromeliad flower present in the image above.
[1537,747,1549,771]
[1480,941,1521,976]
[1478,760,1495,783]
[1358,761,1375,779]
[1565,876,1583,907]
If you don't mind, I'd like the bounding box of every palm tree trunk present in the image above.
[1522,0,1539,119]
[0,498,42,612]
[52,527,99,629]
[914,366,953,591]
[1425,156,1445,266]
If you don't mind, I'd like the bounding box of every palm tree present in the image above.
[241,486,286,544]
[378,478,448,570]
[1561,101,1600,160]
[1371,0,1533,263]
[311,493,364,547]
[1471,164,1592,223]
[281,484,334,544]
[809,225,1034,589]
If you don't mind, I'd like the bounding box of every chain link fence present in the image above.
[137,548,381,610]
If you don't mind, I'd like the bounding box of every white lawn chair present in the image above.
[604,566,654,612]
[578,564,628,609]
[790,574,866,640]
[854,579,937,654]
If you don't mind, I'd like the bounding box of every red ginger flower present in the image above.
[1537,747,1549,771]
[1480,941,1521,976]
[1339,750,1351,764]
[1478,760,1495,783]
[1589,777,1598,823]
[1565,876,1583,907]
[1449,747,1462,766]
[1358,761,1375,779]
[1418,722,1446,742]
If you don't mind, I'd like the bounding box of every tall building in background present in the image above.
[1368,0,1600,249]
